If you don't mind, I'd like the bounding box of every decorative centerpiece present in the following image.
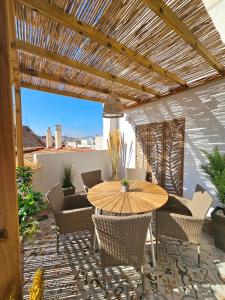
[121,179,129,192]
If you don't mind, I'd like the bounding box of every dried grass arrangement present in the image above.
[29,268,44,300]
[24,159,41,171]
[107,129,121,180]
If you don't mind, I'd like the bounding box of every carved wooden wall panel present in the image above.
[136,118,185,196]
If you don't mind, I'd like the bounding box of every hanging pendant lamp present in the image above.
[103,83,124,118]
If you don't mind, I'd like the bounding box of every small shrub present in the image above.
[16,166,48,237]
[201,146,225,209]
[62,161,74,188]
[121,178,129,186]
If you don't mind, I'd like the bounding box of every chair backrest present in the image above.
[126,168,147,181]
[92,213,151,268]
[190,184,213,218]
[46,183,64,213]
[81,170,102,189]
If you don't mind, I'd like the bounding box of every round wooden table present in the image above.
[88,180,168,267]
[87,180,168,214]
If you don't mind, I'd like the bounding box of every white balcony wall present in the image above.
[32,150,112,196]
[104,78,225,205]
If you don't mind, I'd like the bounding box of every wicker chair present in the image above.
[46,183,94,253]
[156,184,213,265]
[126,168,147,180]
[92,213,153,292]
[81,169,103,192]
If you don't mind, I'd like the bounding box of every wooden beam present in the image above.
[20,67,138,103]
[16,0,186,86]
[0,0,22,299]
[8,0,20,85]
[20,82,111,104]
[15,40,160,96]
[15,87,24,167]
[142,0,224,73]
[8,0,24,167]
[126,73,225,110]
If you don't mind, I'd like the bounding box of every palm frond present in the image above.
[201,147,225,207]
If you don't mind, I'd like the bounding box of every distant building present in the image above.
[66,141,78,148]
[77,137,95,148]
[95,136,103,150]
[22,126,45,152]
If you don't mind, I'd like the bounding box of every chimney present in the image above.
[46,127,52,148]
[55,125,62,149]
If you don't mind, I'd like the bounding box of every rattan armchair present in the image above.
[156,184,213,265]
[46,183,94,253]
[92,213,152,293]
[126,168,147,180]
[81,169,103,192]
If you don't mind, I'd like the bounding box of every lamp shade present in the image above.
[103,93,124,118]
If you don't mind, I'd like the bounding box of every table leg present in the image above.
[93,207,99,252]
[149,220,156,269]
[155,211,158,258]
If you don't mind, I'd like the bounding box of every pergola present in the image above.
[0,0,225,298]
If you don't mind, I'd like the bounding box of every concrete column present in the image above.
[46,127,52,148]
[55,125,62,149]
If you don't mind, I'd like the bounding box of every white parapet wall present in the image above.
[32,150,112,196]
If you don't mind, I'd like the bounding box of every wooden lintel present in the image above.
[20,82,110,104]
[15,40,160,96]
[20,67,138,103]
[17,0,186,86]
[126,73,225,110]
[143,0,224,73]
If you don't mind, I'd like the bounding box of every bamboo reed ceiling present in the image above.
[13,0,225,107]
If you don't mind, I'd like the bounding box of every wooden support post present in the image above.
[0,0,22,298]
[15,86,24,167]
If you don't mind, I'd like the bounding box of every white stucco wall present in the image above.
[203,0,225,43]
[32,150,112,196]
[105,78,225,203]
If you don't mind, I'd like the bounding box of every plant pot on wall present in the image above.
[63,185,76,196]
[61,161,75,196]
[211,207,225,251]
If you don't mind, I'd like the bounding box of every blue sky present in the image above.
[21,88,103,137]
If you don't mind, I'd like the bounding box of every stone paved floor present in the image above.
[22,218,225,299]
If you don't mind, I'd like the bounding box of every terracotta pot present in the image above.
[121,185,129,192]
[63,185,75,196]
[211,207,225,251]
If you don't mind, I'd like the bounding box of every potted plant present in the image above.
[62,161,75,196]
[201,146,225,251]
[121,179,129,192]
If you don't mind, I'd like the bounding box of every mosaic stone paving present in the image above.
[22,218,225,299]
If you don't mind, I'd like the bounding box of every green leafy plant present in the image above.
[62,161,74,188]
[201,146,225,210]
[121,178,129,186]
[16,166,47,237]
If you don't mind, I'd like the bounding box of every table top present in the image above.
[87,180,168,214]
